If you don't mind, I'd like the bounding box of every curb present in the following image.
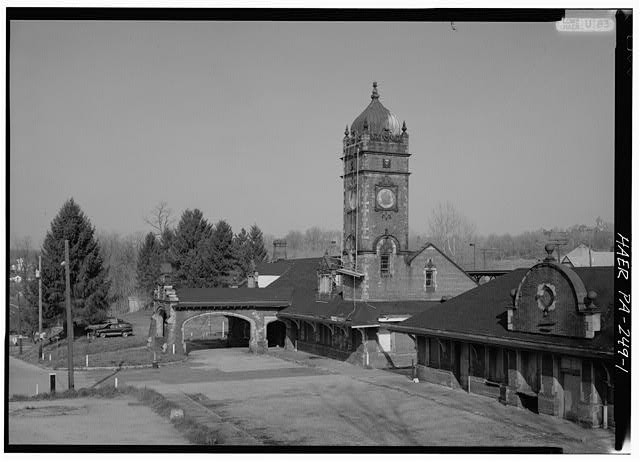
[45,358,188,372]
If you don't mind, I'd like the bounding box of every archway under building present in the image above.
[182,312,252,353]
[266,320,286,348]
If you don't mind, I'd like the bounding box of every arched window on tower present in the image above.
[379,238,394,277]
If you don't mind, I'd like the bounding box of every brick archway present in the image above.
[181,311,257,352]
[169,306,285,355]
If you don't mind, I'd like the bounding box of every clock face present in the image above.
[348,190,357,210]
[376,188,396,209]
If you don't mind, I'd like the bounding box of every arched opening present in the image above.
[182,313,252,353]
[266,320,286,348]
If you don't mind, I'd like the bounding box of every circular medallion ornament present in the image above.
[376,188,396,209]
[535,283,556,316]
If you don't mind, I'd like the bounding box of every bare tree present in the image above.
[97,231,140,314]
[144,201,175,238]
[427,202,477,259]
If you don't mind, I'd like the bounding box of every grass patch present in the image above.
[10,384,217,445]
[12,329,186,369]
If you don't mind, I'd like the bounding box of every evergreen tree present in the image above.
[37,198,111,326]
[136,232,162,296]
[248,224,268,264]
[170,209,215,288]
[159,227,175,261]
[232,227,252,279]
[211,220,237,287]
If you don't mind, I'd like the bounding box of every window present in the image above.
[417,337,427,366]
[439,339,451,371]
[581,360,592,402]
[487,347,504,383]
[425,270,434,286]
[380,254,390,276]
[379,238,393,277]
[470,344,485,377]
[302,322,314,342]
[541,353,553,393]
[429,338,439,368]
[383,158,391,168]
[424,259,437,291]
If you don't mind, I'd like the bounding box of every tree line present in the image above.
[136,208,268,296]
[10,198,613,334]
[418,201,614,269]
[13,199,268,334]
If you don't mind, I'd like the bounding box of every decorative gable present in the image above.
[508,248,602,339]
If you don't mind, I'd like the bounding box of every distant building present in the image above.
[390,245,614,428]
[561,243,613,267]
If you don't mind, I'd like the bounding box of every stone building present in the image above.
[154,82,477,368]
[275,83,477,367]
[389,245,615,428]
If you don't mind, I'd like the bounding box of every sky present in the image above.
[8,16,616,247]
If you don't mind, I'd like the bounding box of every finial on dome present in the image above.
[371,81,379,100]
[402,121,407,133]
[344,125,349,137]
[544,244,556,262]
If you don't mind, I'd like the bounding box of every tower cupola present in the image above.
[350,82,403,137]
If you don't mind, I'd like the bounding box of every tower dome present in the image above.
[350,82,402,137]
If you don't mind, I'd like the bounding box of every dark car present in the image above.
[89,321,134,338]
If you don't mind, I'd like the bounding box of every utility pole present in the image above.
[469,243,476,270]
[38,255,43,360]
[17,291,22,355]
[64,240,74,390]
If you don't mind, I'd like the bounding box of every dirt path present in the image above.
[8,396,189,445]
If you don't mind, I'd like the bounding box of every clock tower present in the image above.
[341,82,411,301]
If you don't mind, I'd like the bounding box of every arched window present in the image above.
[379,238,394,277]
[424,258,437,291]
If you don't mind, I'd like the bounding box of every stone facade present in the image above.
[511,261,601,339]
[345,244,477,301]
[414,337,613,428]
[166,307,282,355]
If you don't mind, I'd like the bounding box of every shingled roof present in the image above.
[265,257,440,326]
[175,287,293,308]
[390,267,614,358]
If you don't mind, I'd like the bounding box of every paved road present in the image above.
[8,397,189,445]
[94,347,615,451]
[8,356,106,397]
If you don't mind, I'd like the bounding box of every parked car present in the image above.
[87,320,133,338]
[35,326,65,344]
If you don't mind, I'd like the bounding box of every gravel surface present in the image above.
[106,348,615,451]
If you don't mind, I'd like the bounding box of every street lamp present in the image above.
[469,243,476,270]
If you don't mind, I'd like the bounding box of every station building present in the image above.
[388,245,615,428]
[267,82,476,367]
[154,83,477,367]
